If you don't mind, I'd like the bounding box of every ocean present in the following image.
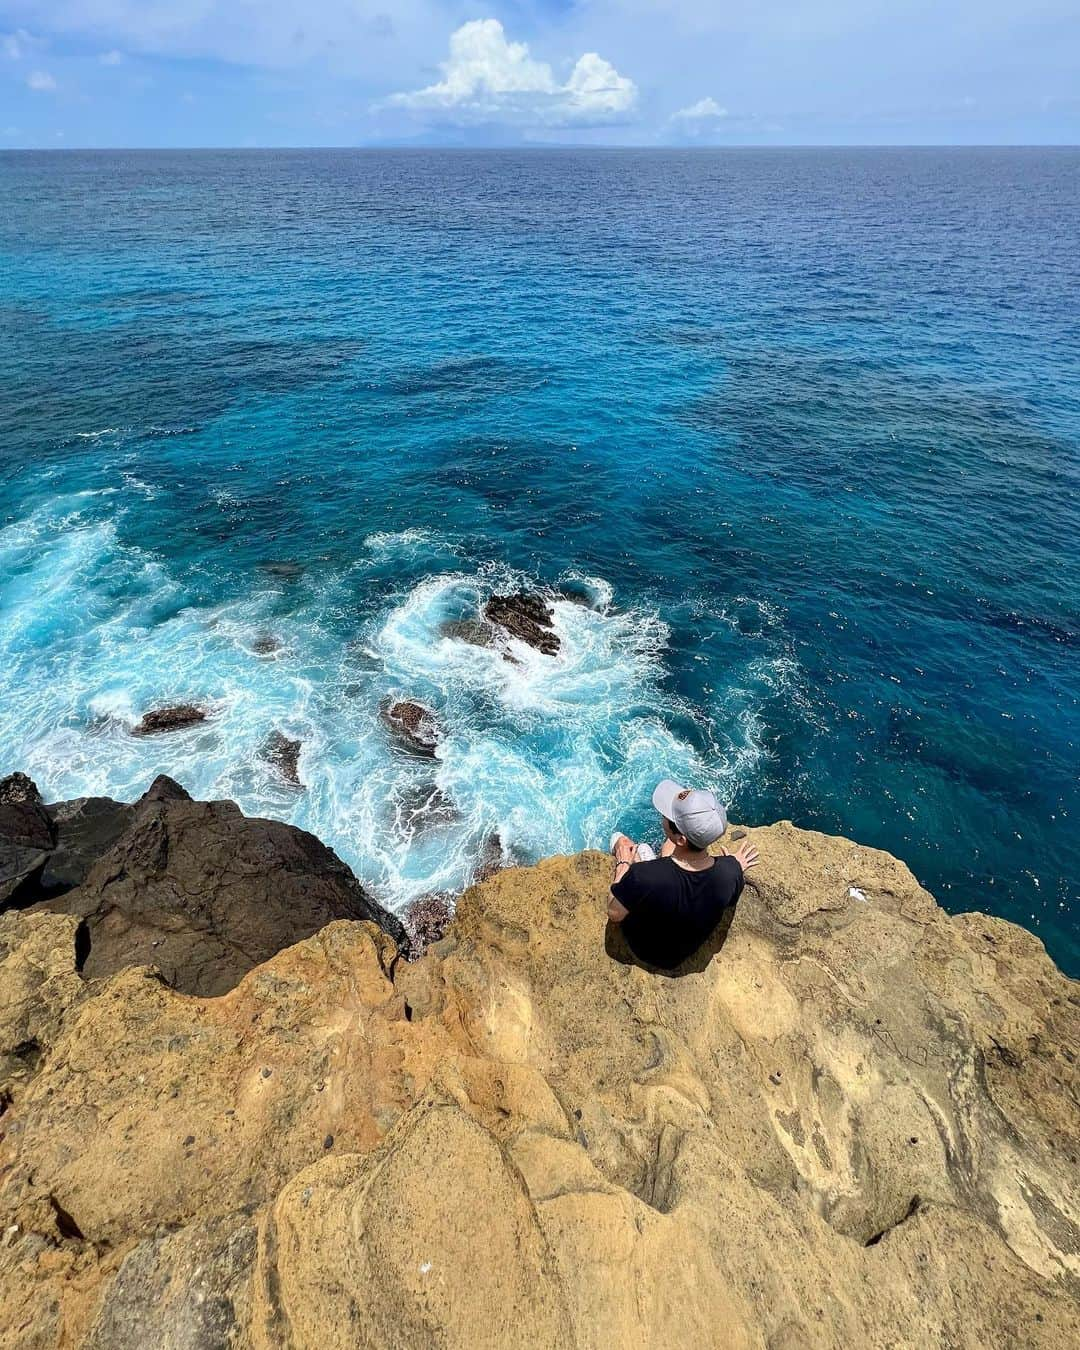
[1,147,1076,974]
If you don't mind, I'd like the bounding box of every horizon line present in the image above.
[2,142,1078,153]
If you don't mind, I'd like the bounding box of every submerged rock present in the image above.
[259,560,305,581]
[395,782,459,833]
[382,700,441,758]
[262,731,303,787]
[0,822,1076,1348]
[484,592,560,656]
[555,577,603,609]
[250,633,284,656]
[130,705,208,737]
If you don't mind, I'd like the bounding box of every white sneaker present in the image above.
[609,833,656,863]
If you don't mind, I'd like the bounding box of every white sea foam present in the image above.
[363,528,461,563]
[0,509,797,912]
[119,470,158,499]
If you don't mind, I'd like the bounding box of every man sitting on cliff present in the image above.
[607,779,758,969]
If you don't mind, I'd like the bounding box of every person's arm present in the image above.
[607,894,630,923]
[608,837,637,924]
[717,840,759,903]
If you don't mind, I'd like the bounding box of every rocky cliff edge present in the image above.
[0,788,1077,1348]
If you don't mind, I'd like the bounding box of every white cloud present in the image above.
[26,69,57,91]
[3,28,41,60]
[668,94,740,141]
[99,49,125,65]
[398,20,553,105]
[564,51,637,118]
[673,96,729,123]
[389,19,637,126]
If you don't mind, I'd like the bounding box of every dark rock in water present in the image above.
[36,794,407,997]
[396,782,458,832]
[263,731,303,787]
[131,705,208,737]
[382,701,441,758]
[484,593,560,656]
[259,561,305,581]
[251,634,284,656]
[474,833,506,884]
[403,893,453,958]
[40,796,136,895]
[439,618,498,649]
[0,774,56,907]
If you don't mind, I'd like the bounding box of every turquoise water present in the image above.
[1,148,1077,973]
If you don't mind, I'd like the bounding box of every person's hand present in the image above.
[722,840,759,873]
[613,835,637,866]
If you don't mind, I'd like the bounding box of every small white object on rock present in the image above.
[849,887,868,902]
[419,1262,432,1275]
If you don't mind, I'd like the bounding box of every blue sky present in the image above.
[2,2,1078,148]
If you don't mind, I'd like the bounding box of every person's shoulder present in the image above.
[709,854,744,895]
[631,858,673,882]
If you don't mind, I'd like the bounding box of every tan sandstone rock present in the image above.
[0,824,1076,1348]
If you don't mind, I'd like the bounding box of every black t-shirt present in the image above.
[611,855,744,969]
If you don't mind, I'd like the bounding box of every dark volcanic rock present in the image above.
[263,731,303,787]
[0,773,42,806]
[381,701,441,759]
[484,593,560,656]
[2,775,195,907]
[139,774,192,805]
[38,795,407,996]
[0,774,56,907]
[131,705,208,737]
[403,892,453,959]
[474,833,507,884]
[40,796,136,896]
[439,618,498,649]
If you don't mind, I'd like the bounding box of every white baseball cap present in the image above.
[651,779,728,849]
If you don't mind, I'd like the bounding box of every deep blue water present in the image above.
[1,148,1077,974]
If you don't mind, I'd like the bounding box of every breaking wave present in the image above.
[0,506,796,909]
